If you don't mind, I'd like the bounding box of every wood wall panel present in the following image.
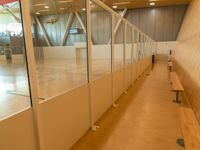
[125,5,188,41]
[173,0,200,123]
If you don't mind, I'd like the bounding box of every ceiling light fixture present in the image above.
[149,2,155,6]
[113,5,117,9]
[36,12,40,15]
[82,8,86,11]
[59,0,73,3]
[34,3,47,6]
[39,9,50,12]
[113,1,130,5]
[44,6,49,9]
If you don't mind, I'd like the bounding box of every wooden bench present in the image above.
[170,72,184,103]
[168,61,173,72]
[179,107,200,150]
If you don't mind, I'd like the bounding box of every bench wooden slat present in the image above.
[170,72,184,91]
[180,107,200,150]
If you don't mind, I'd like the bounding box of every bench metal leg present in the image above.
[177,138,185,147]
[173,91,181,103]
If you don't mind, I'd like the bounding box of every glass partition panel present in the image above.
[114,15,124,71]
[138,32,142,60]
[126,24,132,65]
[145,37,148,57]
[0,0,31,119]
[143,35,145,58]
[90,1,112,80]
[133,29,138,62]
[141,34,144,59]
[29,0,88,100]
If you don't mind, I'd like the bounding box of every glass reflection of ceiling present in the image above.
[30,0,85,15]
[0,1,19,14]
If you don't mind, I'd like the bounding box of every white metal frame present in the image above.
[18,0,156,149]
[20,0,45,150]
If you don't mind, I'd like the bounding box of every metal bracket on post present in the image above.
[177,138,185,147]
[91,125,100,131]
[173,91,181,103]
[112,103,118,108]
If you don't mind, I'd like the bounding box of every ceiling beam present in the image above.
[107,8,127,44]
[75,12,95,44]
[35,16,52,47]
[1,5,21,23]
[61,12,74,46]
[75,13,86,33]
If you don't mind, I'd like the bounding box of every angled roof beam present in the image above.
[1,5,21,23]
[75,13,86,33]
[107,8,127,44]
[75,12,94,44]
[61,12,74,46]
[35,16,52,47]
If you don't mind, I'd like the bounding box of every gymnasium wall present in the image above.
[33,11,124,46]
[41,44,133,60]
[156,41,177,61]
[125,5,188,41]
[33,13,87,46]
[173,0,200,122]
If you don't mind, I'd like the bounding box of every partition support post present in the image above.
[21,0,44,150]
[131,27,134,85]
[137,31,140,78]
[111,14,117,107]
[86,0,99,131]
[123,23,127,94]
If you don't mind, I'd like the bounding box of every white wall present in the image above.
[43,46,76,59]
[156,41,177,61]
[92,45,111,59]
[42,44,126,60]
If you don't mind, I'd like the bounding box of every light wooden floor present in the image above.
[0,60,30,119]
[71,61,184,150]
[0,58,124,119]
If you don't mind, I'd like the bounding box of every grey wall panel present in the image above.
[173,6,187,39]
[33,5,187,46]
[145,9,156,39]
[35,13,87,47]
[155,7,165,41]
[125,5,188,41]
[91,11,111,44]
